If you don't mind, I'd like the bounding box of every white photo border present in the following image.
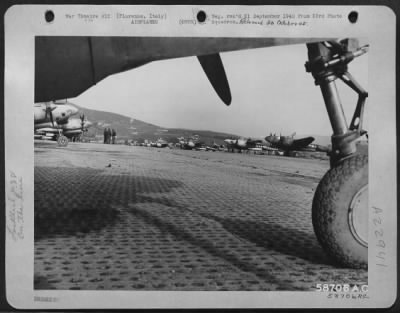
[4,4,397,309]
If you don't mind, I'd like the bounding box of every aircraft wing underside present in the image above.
[35,37,329,103]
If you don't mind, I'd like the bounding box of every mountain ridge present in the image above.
[75,105,240,145]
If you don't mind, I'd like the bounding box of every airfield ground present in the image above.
[34,141,367,290]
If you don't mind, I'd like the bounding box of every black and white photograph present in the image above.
[33,36,370,292]
[4,4,397,309]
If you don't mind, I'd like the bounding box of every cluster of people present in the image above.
[104,128,117,144]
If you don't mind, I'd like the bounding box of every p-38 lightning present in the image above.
[34,100,92,145]
[35,35,369,269]
[224,138,264,153]
[178,135,206,150]
[264,133,315,156]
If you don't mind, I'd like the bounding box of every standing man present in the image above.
[104,128,107,144]
[106,128,111,144]
[112,128,117,144]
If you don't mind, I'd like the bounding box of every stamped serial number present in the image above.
[316,284,368,292]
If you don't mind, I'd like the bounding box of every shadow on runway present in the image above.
[34,166,183,240]
[128,207,306,290]
[35,208,120,240]
[198,214,334,266]
[127,206,341,290]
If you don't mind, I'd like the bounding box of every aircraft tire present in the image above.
[57,135,69,147]
[312,154,368,269]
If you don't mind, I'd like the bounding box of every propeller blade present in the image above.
[49,109,54,127]
[80,114,85,130]
[44,103,56,127]
[44,105,50,119]
[197,53,231,106]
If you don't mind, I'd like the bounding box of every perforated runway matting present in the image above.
[34,142,367,290]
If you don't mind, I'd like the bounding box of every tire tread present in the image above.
[312,154,368,269]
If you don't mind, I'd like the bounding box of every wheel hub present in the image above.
[58,136,68,147]
[348,184,368,247]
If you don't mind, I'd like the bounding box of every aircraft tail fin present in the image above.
[197,53,232,106]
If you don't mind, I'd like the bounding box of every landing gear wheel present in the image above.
[57,135,68,147]
[312,154,368,269]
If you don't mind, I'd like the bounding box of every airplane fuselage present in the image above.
[34,102,79,124]
[35,118,92,138]
[265,134,314,152]
[224,138,259,150]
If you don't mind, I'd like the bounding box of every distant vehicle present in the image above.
[264,132,315,155]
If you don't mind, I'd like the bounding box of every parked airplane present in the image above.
[150,138,168,148]
[315,144,331,153]
[206,142,225,152]
[34,36,369,268]
[264,132,315,155]
[35,114,92,144]
[178,135,204,150]
[34,100,78,125]
[34,100,82,145]
[224,138,264,153]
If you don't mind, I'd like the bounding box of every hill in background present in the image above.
[76,105,240,145]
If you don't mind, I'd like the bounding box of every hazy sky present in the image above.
[72,43,368,138]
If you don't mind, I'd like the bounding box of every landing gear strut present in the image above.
[306,40,368,269]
